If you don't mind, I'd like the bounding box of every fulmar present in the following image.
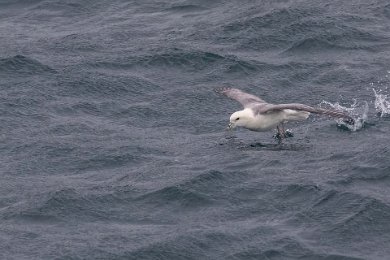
[216,87,354,142]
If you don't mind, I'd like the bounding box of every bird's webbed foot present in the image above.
[273,132,293,140]
[273,126,294,142]
[284,129,294,138]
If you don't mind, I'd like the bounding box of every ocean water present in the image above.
[1,0,390,259]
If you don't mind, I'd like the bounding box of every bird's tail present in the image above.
[283,109,310,121]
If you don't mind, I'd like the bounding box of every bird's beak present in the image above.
[227,122,235,130]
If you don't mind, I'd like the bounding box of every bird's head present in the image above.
[228,109,252,130]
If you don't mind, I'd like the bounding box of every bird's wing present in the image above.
[216,87,267,108]
[256,103,355,125]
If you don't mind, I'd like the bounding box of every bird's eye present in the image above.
[236,118,240,121]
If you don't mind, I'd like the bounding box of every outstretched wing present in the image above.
[257,103,355,125]
[216,87,267,108]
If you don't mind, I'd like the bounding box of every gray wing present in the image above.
[257,103,355,125]
[216,87,267,108]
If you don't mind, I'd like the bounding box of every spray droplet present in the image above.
[373,88,390,117]
[319,100,368,131]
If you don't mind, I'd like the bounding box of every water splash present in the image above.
[319,100,369,131]
[373,88,390,117]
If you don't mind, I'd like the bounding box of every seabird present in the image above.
[217,87,354,142]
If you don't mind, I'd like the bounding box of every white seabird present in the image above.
[217,87,354,141]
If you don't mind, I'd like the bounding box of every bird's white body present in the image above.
[230,108,310,132]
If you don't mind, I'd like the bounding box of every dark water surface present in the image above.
[1,0,390,259]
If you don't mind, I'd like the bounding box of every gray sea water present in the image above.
[1,0,390,259]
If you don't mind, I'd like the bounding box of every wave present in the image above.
[57,73,161,99]
[220,4,389,53]
[0,55,55,75]
[91,49,264,76]
[1,188,92,223]
[135,185,212,209]
[222,7,305,34]
[291,188,390,225]
[282,20,388,54]
[2,185,142,223]
[331,165,390,186]
[125,229,366,260]
[99,50,225,71]
[135,50,224,70]
[29,1,93,16]
[284,38,352,54]
[134,170,229,208]
[164,4,207,13]
[231,250,364,260]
